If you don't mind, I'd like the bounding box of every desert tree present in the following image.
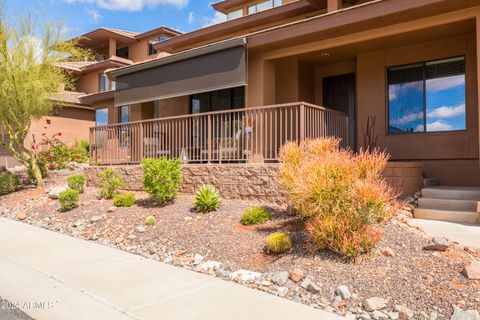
[0,8,90,187]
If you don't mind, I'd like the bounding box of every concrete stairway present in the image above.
[414,185,480,225]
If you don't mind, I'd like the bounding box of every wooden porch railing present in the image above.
[89,102,349,165]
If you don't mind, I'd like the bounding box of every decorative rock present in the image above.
[462,260,480,280]
[193,254,204,265]
[289,268,304,283]
[363,297,387,312]
[389,312,399,320]
[229,269,262,283]
[48,186,67,199]
[272,271,289,286]
[16,211,27,221]
[90,216,102,223]
[423,237,449,252]
[300,277,321,293]
[198,260,222,271]
[419,312,438,320]
[381,247,395,257]
[358,312,372,320]
[450,308,480,320]
[336,285,351,300]
[372,310,389,320]
[135,226,146,233]
[73,219,86,228]
[107,206,117,213]
[394,305,414,319]
[277,286,289,297]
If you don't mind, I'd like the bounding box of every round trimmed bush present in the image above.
[193,185,221,213]
[266,232,292,254]
[58,189,80,212]
[0,173,20,195]
[145,216,156,226]
[240,206,272,226]
[113,192,136,207]
[67,174,86,193]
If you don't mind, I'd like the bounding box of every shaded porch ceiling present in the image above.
[275,19,476,66]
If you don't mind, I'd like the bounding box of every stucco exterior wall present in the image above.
[356,34,478,161]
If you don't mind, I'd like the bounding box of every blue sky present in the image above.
[6,0,226,37]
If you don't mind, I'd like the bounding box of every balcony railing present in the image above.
[89,102,349,165]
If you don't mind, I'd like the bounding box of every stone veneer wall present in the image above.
[84,162,424,203]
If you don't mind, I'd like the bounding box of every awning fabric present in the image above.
[114,39,246,106]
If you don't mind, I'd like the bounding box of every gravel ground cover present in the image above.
[1,171,479,320]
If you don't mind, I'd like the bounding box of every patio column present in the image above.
[108,38,117,57]
[327,0,342,12]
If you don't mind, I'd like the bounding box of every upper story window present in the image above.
[248,0,282,15]
[116,47,129,59]
[99,74,108,92]
[388,56,466,134]
[227,8,243,20]
[148,36,170,56]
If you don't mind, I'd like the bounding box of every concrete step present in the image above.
[424,178,439,187]
[413,208,479,224]
[421,186,480,201]
[418,198,478,212]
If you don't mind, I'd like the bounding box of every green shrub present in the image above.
[58,189,79,212]
[266,232,292,254]
[142,158,182,205]
[99,168,125,199]
[193,184,221,213]
[67,174,86,193]
[145,215,156,226]
[113,192,137,207]
[240,206,272,225]
[279,138,397,258]
[0,174,20,195]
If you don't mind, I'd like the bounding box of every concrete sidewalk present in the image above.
[411,218,480,249]
[0,218,339,320]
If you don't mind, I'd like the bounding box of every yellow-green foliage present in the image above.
[193,185,221,213]
[266,232,292,254]
[145,216,156,226]
[0,174,20,195]
[113,192,136,207]
[240,206,272,226]
[67,174,86,193]
[58,189,79,212]
[142,158,182,205]
[99,169,125,199]
[279,138,397,258]
[0,10,92,187]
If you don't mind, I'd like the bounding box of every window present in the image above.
[153,100,160,119]
[248,0,281,15]
[227,8,243,20]
[110,80,116,91]
[148,36,170,55]
[191,87,245,113]
[99,74,108,92]
[95,108,108,126]
[116,47,129,59]
[388,56,466,134]
[118,106,130,123]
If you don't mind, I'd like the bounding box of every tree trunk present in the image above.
[29,157,43,188]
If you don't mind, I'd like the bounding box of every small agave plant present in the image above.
[193,184,221,213]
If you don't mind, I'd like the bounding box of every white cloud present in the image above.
[390,111,423,126]
[64,0,188,11]
[389,82,422,101]
[426,121,453,131]
[201,11,226,27]
[87,8,102,23]
[187,11,195,24]
[428,104,465,119]
[426,75,464,92]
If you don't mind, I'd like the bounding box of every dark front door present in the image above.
[322,73,356,149]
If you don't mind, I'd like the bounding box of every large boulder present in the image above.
[462,260,480,280]
[48,186,68,199]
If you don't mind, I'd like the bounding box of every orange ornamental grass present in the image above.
[279,138,398,259]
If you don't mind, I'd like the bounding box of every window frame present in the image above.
[226,8,243,20]
[386,55,467,136]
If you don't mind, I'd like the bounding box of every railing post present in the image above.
[299,103,305,142]
[139,123,144,163]
[207,114,212,163]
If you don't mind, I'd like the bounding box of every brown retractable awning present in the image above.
[113,38,247,106]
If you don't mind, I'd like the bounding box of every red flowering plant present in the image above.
[38,133,71,170]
